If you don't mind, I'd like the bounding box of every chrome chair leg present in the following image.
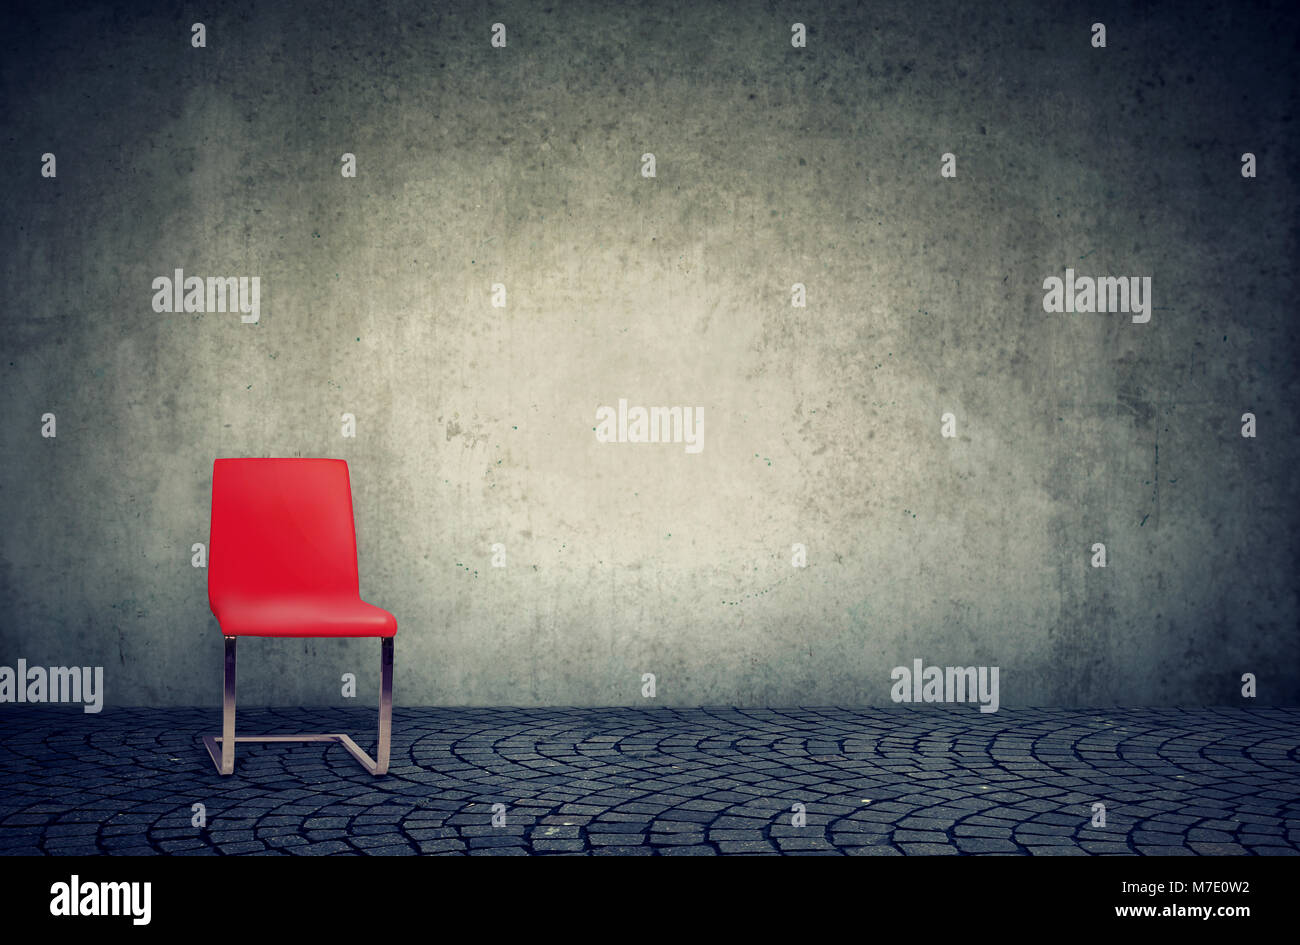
[204,635,394,776]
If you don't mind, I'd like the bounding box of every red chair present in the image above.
[203,457,395,775]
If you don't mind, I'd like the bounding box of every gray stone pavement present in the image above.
[0,706,1296,855]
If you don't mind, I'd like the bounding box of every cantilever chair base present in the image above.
[203,733,389,775]
[205,635,394,776]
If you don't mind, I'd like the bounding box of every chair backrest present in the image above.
[208,458,360,610]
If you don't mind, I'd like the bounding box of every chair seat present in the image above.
[214,596,397,638]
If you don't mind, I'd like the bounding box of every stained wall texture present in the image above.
[1,0,1297,708]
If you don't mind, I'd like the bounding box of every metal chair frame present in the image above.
[203,635,393,775]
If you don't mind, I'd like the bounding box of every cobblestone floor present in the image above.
[1,706,1296,855]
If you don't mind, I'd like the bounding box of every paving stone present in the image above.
[899,843,958,855]
[1079,842,1134,854]
[1188,842,1248,855]
[716,840,779,853]
[416,838,465,853]
[707,829,768,841]
[956,837,1021,853]
[894,830,951,843]
[0,706,1294,856]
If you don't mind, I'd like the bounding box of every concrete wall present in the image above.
[2,0,1297,707]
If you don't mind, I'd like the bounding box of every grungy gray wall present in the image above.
[1,0,1297,708]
